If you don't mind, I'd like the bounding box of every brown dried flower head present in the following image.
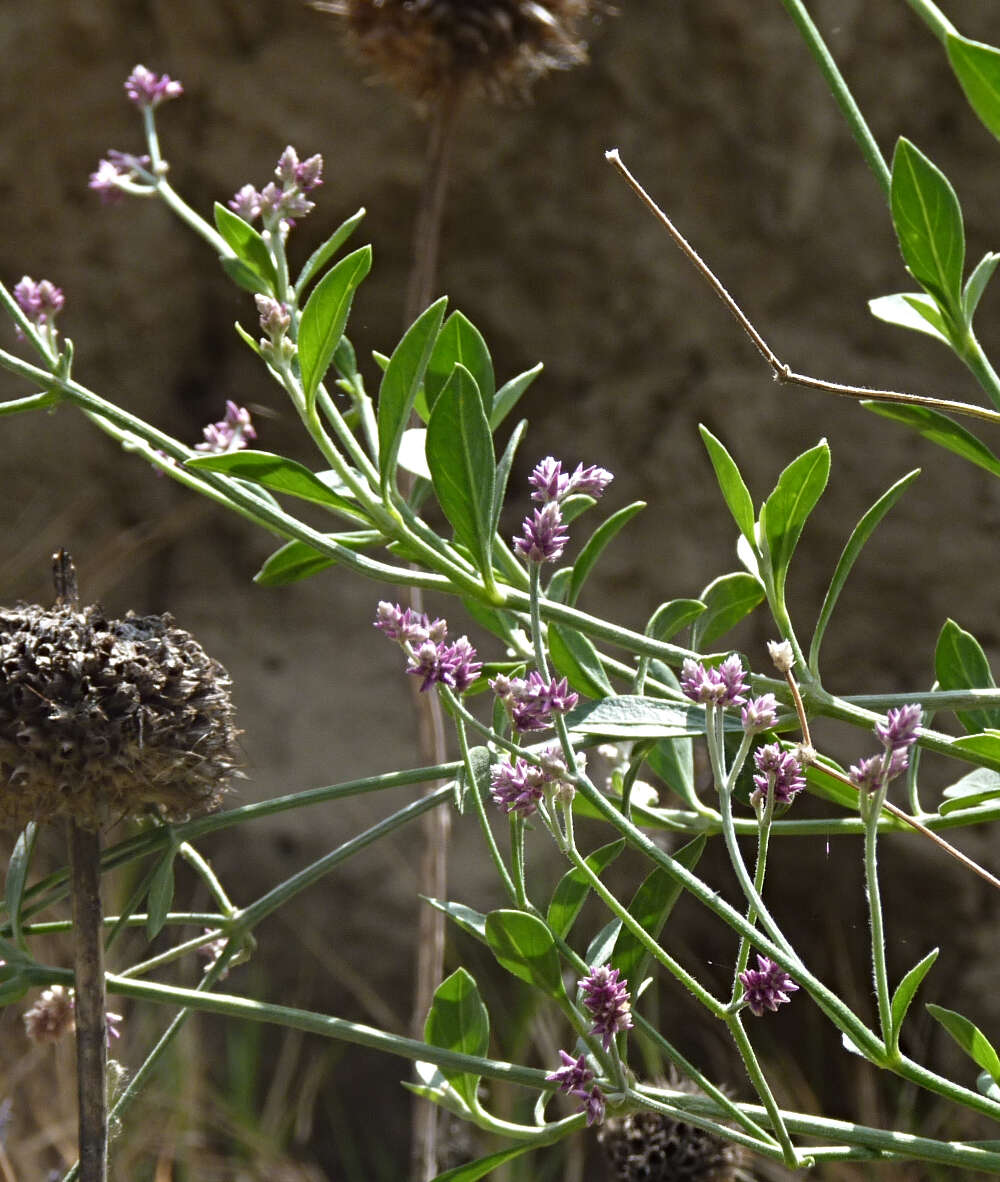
[23,985,75,1044]
[315,0,608,102]
[597,1078,750,1182]
[0,602,240,830]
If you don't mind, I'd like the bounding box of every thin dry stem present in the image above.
[605,149,1000,428]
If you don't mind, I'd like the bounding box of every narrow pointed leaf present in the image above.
[254,532,383,586]
[378,298,447,493]
[586,917,622,967]
[424,968,489,1108]
[548,623,614,698]
[425,311,494,415]
[567,502,645,606]
[760,440,830,592]
[567,695,742,739]
[612,835,705,988]
[426,364,496,575]
[491,362,543,430]
[492,419,528,535]
[424,898,489,944]
[935,619,1000,732]
[868,292,951,344]
[547,840,626,939]
[220,255,271,295]
[690,571,765,648]
[947,32,1000,142]
[299,245,372,408]
[186,450,367,519]
[863,401,1000,479]
[940,767,1000,815]
[890,948,939,1041]
[295,206,366,296]
[809,470,920,672]
[890,138,964,318]
[645,599,706,643]
[645,736,698,811]
[431,1142,546,1182]
[5,822,36,947]
[951,732,1000,772]
[146,846,177,940]
[213,203,278,291]
[964,252,1000,323]
[927,1003,1000,1080]
[485,910,567,1000]
[699,426,756,543]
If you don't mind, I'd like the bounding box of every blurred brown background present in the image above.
[3,1,1000,1178]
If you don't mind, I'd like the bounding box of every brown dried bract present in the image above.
[0,603,240,829]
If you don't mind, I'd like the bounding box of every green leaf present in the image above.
[547,840,625,939]
[424,898,489,944]
[690,572,765,649]
[431,1142,546,1182]
[935,619,1000,732]
[298,245,372,409]
[586,917,622,967]
[612,835,705,988]
[425,312,495,415]
[548,623,615,698]
[491,362,543,430]
[699,426,757,544]
[863,401,1000,479]
[951,731,1000,772]
[424,968,489,1108]
[220,255,271,295]
[809,470,920,673]
[426,364,496,576]
[964,252,1000,324]
[805,757,861,811]
[295,206,366,296]
[397,428,431,481]
[645,599,706,643]
[940,767,1000,815]
[947,32,1000,142]
[485,910,567,1000]
[5,822,36,948]
[253,534,385,586]
[927,1003,1000,1081]
[868,292,952,345]
[645,736,698,811]
[186,450,367,520]
[146,845,176,940]
[760,440,830,594]
[567,502,645,607]
[890,948,939,1042]
[378,298,447,493]
[890,138,965,319]
[214,203,278,292]
[567,695,741,739]
[492,419,528,536]
[454,744,491,813]
[405,1065,473,1119]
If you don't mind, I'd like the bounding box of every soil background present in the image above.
[2,2,1000,1178]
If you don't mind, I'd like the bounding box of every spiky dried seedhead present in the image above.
[598,1079,750,1182]
[0,603,240,829]
[316,0,607,102]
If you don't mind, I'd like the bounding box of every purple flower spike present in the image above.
[229,184,263,223]
[567,462,614,500]
[752,743,805,807]
[739,955,799,1017]
[13,277,64,328]
[875,705,922,752]
[680,656,747,708]
[581,1086,606,1126]
[742,694,778,735]
[494,671,579,732]
[529,456,571,503]
[124,65,184,109]
[490,755,546,817]
[546,1052,605,1125]
[514,501,569,564]
[194,401,256,455]
[579,965,633,1050]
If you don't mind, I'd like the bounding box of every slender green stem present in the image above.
[730,788,776,1003]
[726,1013,802,1166]
[901,0,957,43]
[863,778,895,1048]
[446,698,517,903]
[777,0,891,196]
[510,815,528,909]
[118,927,225,979]
[179,843,235,918]
[631,1086,783,1160]
[960,330,1000,414]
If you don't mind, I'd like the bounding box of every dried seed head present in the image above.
[0,602,240,830]
[316,0,609,103]
[598,1077,750,1182]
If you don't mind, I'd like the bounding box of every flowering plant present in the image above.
[7,11,1000,1177]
